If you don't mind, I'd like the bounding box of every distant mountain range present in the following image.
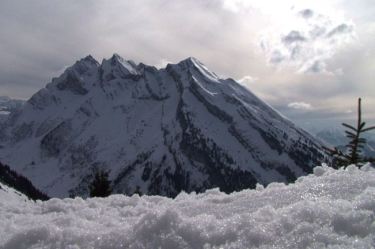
[0,54,327,197]
[0,96,24,113]
[0,96,25,122]
[316,128,375,158]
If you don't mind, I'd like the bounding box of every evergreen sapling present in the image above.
[89,170,112,197]
[324,98,375,168]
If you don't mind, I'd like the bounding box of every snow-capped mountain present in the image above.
[315,128,349,146]
[0,54,327,197]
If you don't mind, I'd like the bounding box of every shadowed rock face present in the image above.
[0,54,327,198]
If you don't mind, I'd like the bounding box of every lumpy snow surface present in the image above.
[1,164,375,249]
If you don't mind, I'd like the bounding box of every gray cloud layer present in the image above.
[0,0,251,98]
[0,0,374,130]
[261,8,356,74]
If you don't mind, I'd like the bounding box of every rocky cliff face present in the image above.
[0,54,327,197]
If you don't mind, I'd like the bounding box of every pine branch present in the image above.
[362,126,375,132]
[344,131,356,138]
[342,123,357,132]
[359,122,366,131]
[358,138,367,144]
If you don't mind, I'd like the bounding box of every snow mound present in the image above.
[1,164,375,249]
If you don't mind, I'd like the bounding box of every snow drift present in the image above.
[1,164,375,249]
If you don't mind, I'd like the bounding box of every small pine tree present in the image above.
[324,98,375,168]
[134,185,143,196]
[89,170,112,197]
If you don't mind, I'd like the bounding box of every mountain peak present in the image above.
[69,55,99,76]
[176,57,220,82]
[76,55,99,67]
[0,53,327,197]
[100,54,140,80]
[111,53,124,61]
[178,57,203,68]
[82,55,98,64]
[109,53,138,69]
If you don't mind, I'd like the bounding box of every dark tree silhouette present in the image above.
[324,98,375,168]
[89,170,112,197]
[134,185,143,196]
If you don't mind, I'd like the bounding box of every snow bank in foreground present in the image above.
[1,164,375,249]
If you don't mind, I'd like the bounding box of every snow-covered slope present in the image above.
[0,162,49,200]
[0,182,29,203]
[0,54,326,197]
[1,164,375,249]
[316,128,349,146]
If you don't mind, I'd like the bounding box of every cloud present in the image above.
[269,50,286,64]
[237,75,257,84]
[0,0,373,131]
[302,60,327,74]
[155,59,172,69]
[327,24,354,37]
[260,8,356,74]
[0,0,241,98]
[288,102,313,110]
[282,31,307,44]
[299,9,314,19]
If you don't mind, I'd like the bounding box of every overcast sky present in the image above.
[0,0,374,130]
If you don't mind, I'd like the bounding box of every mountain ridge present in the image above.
[0,54,327,197]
